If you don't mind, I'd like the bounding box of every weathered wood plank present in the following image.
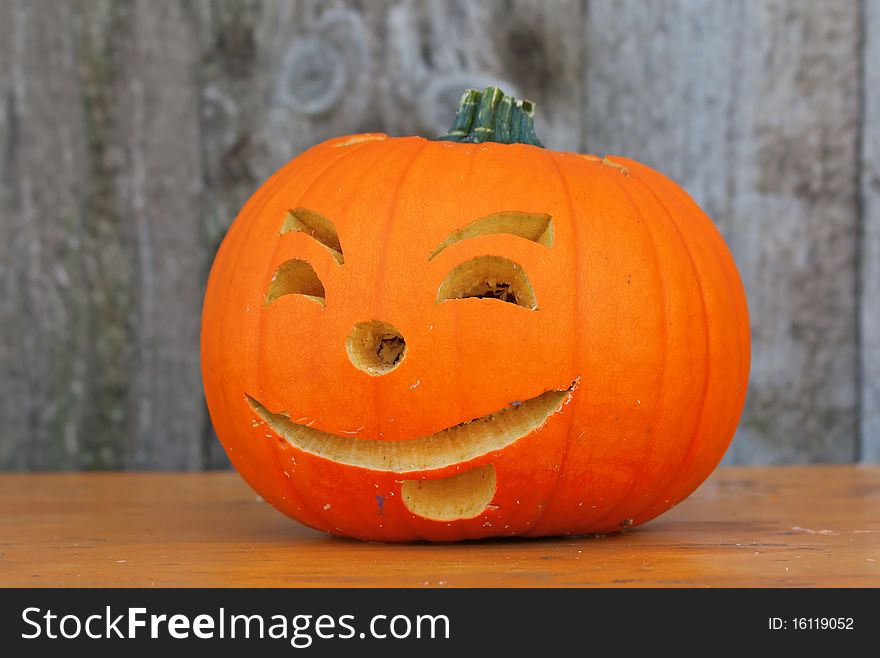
[115,1,204,469]
[249,1,392,165]
[0,0,133,470]
[0,0,204,470]
[862,0,880,462]
[381,0,585,150]
[584,0,862,464]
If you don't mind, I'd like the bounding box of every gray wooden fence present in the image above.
[0,0,877,470]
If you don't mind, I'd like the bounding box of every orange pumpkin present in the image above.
[201,87,750,542]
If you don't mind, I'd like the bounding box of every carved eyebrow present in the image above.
[280,207,344,264]
[428,211,553,261]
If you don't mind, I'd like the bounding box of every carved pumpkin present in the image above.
[201,87,750,542]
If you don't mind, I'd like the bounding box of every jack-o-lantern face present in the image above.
[201,88,750,542]
[247,205,578,523]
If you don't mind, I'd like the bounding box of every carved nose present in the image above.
[346,321,407,376]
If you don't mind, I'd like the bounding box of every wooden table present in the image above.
[1,467,877,587]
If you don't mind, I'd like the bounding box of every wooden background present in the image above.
[0,0,877,470]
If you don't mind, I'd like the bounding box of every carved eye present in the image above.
[436,255,537,310]
[265,259,325,307]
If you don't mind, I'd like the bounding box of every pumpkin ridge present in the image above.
[579,160,677,533]
[624,169,716,524]
[208,145,357,532]
[636,169,750,521]
[660,177,751,441]
[448,143,482,492]
[309,140,423,540]
[372,140,433,456]
[525,150,582,535]
[254,142,384,527]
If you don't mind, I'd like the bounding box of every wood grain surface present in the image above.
[586,0,863,465]
[0,467,877,587]
[1,1,878,470]
[863,0,880,462]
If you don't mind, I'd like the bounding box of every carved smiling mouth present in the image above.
[247,382,575,520]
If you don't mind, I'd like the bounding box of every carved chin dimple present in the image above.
[401,464,497,520]
[247,382,576,520]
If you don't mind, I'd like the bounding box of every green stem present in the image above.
[435,86,545,148]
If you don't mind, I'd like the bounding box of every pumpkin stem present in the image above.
[435,86,545,147]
